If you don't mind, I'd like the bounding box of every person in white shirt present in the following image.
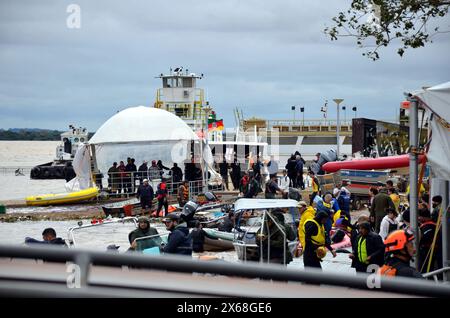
[278,169,290,199]
[379,207,399,240]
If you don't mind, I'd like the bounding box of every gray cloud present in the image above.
[0,0,449,131]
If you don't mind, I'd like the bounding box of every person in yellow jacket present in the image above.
[303,210,337,269]
[297,201,316,254]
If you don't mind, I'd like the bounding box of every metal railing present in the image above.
[0,166,32,176]
[1,244,450,297]
[97,171,223,200]
[423,267,450,283]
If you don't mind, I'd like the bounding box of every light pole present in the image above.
[333,99,344,158]
[291,106,296,123]
[203,106,212,192]
[300,107,305,127]
[342,105,347,123]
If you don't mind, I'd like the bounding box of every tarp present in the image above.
[65,143,92,191]
[413,82,450,180]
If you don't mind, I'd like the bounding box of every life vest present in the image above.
[312,177,319,192]
[357,236,368,264]
[379,264,397,277]
[304,218,325,246]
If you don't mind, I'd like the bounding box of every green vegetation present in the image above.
[0,129,62,140]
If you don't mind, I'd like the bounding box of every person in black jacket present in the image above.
[136,179,154,212]
[128,217,160,251]
[191,221,218,253]
[349,222,385,273]
[25,228,67,247]
[162,214,192,256]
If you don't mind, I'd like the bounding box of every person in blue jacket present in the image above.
[162,213,192,256]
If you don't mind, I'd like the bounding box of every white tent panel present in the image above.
[89,106,199,144]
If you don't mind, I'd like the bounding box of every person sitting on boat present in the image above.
[303,211,336,270]
[156,181,169,217]
[191,221,218,253]
[256,209,296,265]
[25,228,67,247]
[136,179,154,213]
[218,211,236,232]
[128,217,160,251]
[161,213,192,256]
[349,222,385,273]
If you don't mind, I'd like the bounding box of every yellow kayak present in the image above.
[25,187,99,206]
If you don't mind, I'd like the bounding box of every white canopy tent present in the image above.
[413,82,450,180]
[88,106,200,177]
[412,82,450,280]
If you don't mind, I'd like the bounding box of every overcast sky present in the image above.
[1,0,449,131]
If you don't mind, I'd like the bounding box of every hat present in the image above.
[106,244,120,250]
[152,160,156,164]
[143,178,149,183]
[138,216,149,223]
[162,213,180,222]
[298,201,307,207]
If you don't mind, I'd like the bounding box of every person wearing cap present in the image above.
[297,201,315,255]
[379,229,423,278]
[303,210,336,269]
[162,214,192,256]
[136,179,154,213]
[349,222,385,273]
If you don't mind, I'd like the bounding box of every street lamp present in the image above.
[333,99,344,158]
[342,105,346,123]
[291,106,296,123]
[203,106,212,192]
[300,106,305,127]
[352,106,357,118]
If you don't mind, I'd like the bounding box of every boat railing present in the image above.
[422,267,450,283]
[0,166,32,176]
[67,216,138,247]
[1,244,450,297]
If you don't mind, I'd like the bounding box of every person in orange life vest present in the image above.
[177,180,189,208]
[156,181,169,217]
[418,208,442,274]
[379,229,423,278]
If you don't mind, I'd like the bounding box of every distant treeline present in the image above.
[0,129,94,140]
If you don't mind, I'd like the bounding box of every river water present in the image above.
[0,141,66,201]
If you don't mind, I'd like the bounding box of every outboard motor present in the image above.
[180,200,199,224]
[204,191,217,202]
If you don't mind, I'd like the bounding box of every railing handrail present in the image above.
[1,244,449,297]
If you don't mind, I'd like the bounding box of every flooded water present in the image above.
[0,141,66,200]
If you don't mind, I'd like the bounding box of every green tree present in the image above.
[324,1,450,60]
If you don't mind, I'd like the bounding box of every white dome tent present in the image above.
[88,106,199,179]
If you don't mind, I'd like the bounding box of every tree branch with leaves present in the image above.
[324,0,450,60]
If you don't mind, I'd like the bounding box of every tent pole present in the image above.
[442,181,450,281]
[408,96,419,270]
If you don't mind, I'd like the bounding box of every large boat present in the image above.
[153,67,268,166]
[30,125,89,179]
